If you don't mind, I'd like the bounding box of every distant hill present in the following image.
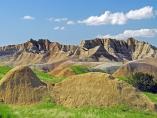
[0,38,157,66]
[113,57,157,80]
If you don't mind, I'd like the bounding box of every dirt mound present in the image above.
[113,57,157,79]
[52,72,156,111]
[0,66,47,104]
[55,68,75,77]
[50,61,76,77]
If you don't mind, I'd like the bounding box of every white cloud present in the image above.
[22,15,35,20]
[79,6,155,25]
[101,28,157,39]
[53,26,60,30]
[67,20,75,25]
[126,6,154,20]
[54,18,68,22]
[53,26,65,31]
[79,11,127,25]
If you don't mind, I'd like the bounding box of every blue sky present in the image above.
[0,0,157,46]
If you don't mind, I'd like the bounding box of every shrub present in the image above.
[128,72,157,93]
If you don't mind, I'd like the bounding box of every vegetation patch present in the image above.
[128,72,157,93]
[10,102,157,118]
[0,103,16,118]
[0,66,12,79]
[144,92,157,103]
[70,65,89,74]
[34,70,66,83]
[118,72,157,93]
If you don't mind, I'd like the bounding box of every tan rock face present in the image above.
[52,72,156,111]
[0,66,47,104]
[0,38,157,65]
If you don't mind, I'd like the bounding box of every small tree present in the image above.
[128,72,157,93]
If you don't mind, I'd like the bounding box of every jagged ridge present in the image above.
[0,37,157,65]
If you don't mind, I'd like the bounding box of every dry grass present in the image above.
[0,66,48,104]
[52,72,156,111]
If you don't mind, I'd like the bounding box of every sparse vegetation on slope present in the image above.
[144,92,157,104]
[128,73,157,93]
[34,70,66,83]
[70,65,89,74]
[0,66,12,79]
[117,72,157,93]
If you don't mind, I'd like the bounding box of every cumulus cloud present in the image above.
[100,29,157,39]
[126,6,154,20]
[67,20,75,25]
[22,15,35,20]
[79,6,155,25]
[53,26,65,30]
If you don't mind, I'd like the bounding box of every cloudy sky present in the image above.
[0,0,157,46]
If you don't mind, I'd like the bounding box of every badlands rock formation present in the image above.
[0,66,47,104]
[80,38,157,61]
[0,38,157,65]
[52,72,156,111]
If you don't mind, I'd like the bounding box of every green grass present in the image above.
[34,70,66,83]
[0,66,12,79]
[0,66,66,84]
[9,102,157,118]
[0,66,157,118]
[144,92,157,103]
[70,65,89,74]
[0,103,16,118]
[117,76,129,82]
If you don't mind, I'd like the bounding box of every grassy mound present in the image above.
[0,66,157,117]
[53,72,156,111]
[0,66,47,104]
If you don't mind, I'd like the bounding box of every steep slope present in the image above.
[80,38,157,61]
[52,72,156,111]
[0,66,47,104]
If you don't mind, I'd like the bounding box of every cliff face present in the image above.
[0,38,157,65]
[80,38,157,61]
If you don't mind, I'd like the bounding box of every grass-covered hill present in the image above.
[0,66,157,118]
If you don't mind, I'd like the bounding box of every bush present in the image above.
[128,72,157,93]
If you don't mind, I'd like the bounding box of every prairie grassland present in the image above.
[0,66,157,118]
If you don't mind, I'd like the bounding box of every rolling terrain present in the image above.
[0,38,157,118]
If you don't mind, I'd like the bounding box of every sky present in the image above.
[0,0,157,46]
